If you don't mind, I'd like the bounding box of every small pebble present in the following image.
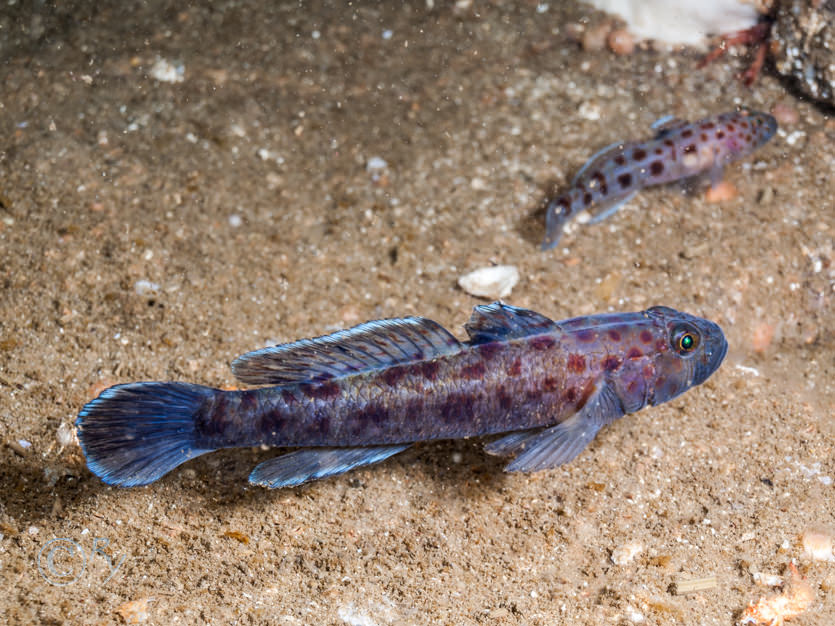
[228,214,242,228]
[582,21,611,52]
[458,265,519,299]
[611,541,642,565]
[705,181,737,203]
[771,103,799,126]
[607,28,635,55]
[117,598,150,624]
[134,280,161,297]
[751,322,775,353]
[801,530,834,562]
[366,156,388,171]
[148,58,184,83]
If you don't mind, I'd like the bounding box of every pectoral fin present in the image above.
[249,445,410,488]
[586,190,637,224]
[488,379,625,473]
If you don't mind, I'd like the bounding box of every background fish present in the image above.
[76,303,727,489]
[541,109,778,250]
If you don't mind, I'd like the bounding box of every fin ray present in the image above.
[497,380,625,473]
[249,445,410,488]
[465,302,558,344]
[587,190,637,224]
[232,317,461,385]
[76,382,216,487]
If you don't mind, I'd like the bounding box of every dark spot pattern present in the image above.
[382,367,407,387]
[663,139,675,147]
[716,130,725,139]
[461,362,486,380]
[583,192,592,206]
[563,387,578,403]
[649,161,664,176]
[701,122,715,130]
[478,342,503,361]
[626,347,643,359]
[419,360,441,381]
[654,147,663,155]
[529,336,556,351]
[607,329,622,341]
[506,358,522,377]
[576,329,596,343]
[683,144,696,154]
[567,353,586,374]
[301,381,341,401]
[617,172,633,189]
[632,148,647,161]
[614,154,626,166]
[543,377,559,392]
[639,330,653,344]
[727,123,735,131]
[681,129,693,138]
[700,133,708,142]
[602,355,621,371]
[498,390,513,411]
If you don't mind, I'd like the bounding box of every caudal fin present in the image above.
[76,382,216,487]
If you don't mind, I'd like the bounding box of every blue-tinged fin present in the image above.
[486,379,625,472]
[586,189,637,224]
[464,302,558,344]
[651,115,689,136]
[232,317,461,386]
[76,382,216,487]
[249,445,410,488]
[572,140,626,185]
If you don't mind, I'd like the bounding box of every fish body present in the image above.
[77,303,727,488]
[541,109,777,250]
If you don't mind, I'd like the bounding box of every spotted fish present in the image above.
[541,109,777,250]
[77,303,727,488]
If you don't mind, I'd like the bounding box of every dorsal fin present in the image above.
[651,114,689,138]
[231,317,462,385]
[464,302,558,344]
[572,140,627,184]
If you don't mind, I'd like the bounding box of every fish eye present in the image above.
[671,324,700,356]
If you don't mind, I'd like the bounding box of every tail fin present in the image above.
[76,382,217,487]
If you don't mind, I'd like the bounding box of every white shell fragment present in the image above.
[801,530,835,562]
[149,58,185,83]
[611,541,643,565]
[458,265,519,299]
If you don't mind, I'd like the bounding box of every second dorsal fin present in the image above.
[464,302,558,344]
[231,316,462,385]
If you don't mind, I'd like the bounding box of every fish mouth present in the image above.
[692,319,728,386]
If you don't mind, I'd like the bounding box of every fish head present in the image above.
[643,306,728,405]
[744,109,778,149]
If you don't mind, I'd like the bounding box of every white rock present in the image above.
[149,58,185,83]
[458,265,519,299]
[611,541,643,565]
[134,280,161,297]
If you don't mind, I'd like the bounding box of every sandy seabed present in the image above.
[0,2,833,624]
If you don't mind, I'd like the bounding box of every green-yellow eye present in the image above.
[672,325,700,355]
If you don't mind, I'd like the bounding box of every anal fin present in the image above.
[249,444,410,488]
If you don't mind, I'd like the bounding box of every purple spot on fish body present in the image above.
[419,360,441,381]
[602,355,621,371]
[700,133,708,142]
[577,329,596,343]
[301,381,341,401]
[543,377,559,392]
[461,362,486,380]
[563,387,578,403]
[683,144,696,154]
[681,129,693,138]
[649,161,664,176]
[478,342,504,361]
[701,122,715,130]
[716,130,725,139]
[507,358,522,377]
[614,154,627,166]
[626,347,643,359]
[663,139,675,147]
[583,192,592,206]
[498,389,513,411]
[654,147,663,155]
[529,336,556,351]
[607,329,622,341]
[567,353,586,374]
[382,367,407,387]
[632,148,647,161]
[639,330,653,344]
